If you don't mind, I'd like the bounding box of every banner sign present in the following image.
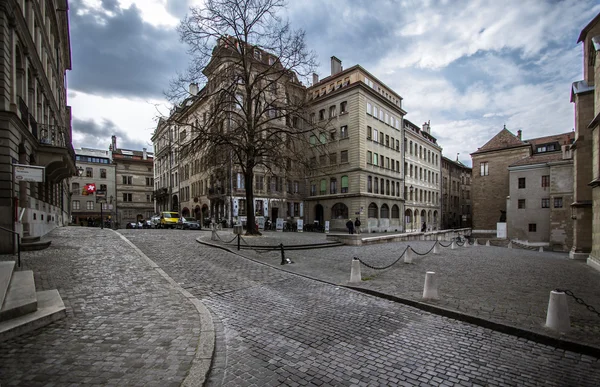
[14,164,45,183]
[297,219,303,232]
[276,218,284,232]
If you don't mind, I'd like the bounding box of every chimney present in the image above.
[312,73,319,85]
[111,135,117,151]
[422,121,430,134]
[517,130,522,140]
[189,83,199,96]
[143,148,147,160]
[331,56,342,76]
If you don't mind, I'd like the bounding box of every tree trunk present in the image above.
[244,171,259,235]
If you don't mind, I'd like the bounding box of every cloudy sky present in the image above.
[68,0,600,166]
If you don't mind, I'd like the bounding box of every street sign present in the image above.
[14,164,45,183]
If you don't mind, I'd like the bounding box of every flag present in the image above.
[84,183,96,194]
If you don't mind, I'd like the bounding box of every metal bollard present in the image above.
[404,247,413,264]
[280,243,286,265]
[350,258,361,283]
[422,272,439,300]
[545,290,570,332]
[237,234,241,251]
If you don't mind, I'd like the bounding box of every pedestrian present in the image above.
[346,219,354,234]
[354,217,361,234]
[421,222,427,232]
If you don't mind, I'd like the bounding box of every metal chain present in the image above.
[214,232,239,244]
[438,241,452,248]
[555,289,600,318]
[411,243,437,256]
[356,247,409,270]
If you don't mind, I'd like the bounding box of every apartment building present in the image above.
[153,117,180,215]
[304,57,406,232]
[0,0,74,253]
[441,156,472,229]
[72,148,116,226]
[111,136,154,225]
[403,119,442,232]
[574,11,600,270]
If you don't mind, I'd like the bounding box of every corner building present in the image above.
[304,57,406,232]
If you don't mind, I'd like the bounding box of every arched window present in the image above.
[331,203,348,219]
[381,204,389,218]
[341,175,349,193]
[368,203,378,218]
[392,205,400,218]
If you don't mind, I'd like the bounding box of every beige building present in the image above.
[0,0,74,253]
[506,133,574,250]
[441,156,472,229]
[304,57,406,232]
[110,136,154,226]
[72,148,116,226]
[574,12,600,270]
[403,119,441,232]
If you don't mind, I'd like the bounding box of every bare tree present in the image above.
[165,0,319,234]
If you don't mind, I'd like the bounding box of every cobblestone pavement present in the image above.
[0,228,202,387]
[208,230,600,349]
[123,229,600,386]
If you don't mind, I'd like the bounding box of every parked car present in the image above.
[159,211,180,229]
[142,219,152,229]
[177,217,201,230]
[150,215,161,228]
[126,221,144,229]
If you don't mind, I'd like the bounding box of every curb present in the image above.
[114,230,215,386]
[198,234,600,358]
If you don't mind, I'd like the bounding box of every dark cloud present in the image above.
[73,117,151,151]
[68,0,188,99]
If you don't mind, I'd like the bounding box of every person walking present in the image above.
[421,222,427,232]
[346,219,355,234]
[354,217,361,234]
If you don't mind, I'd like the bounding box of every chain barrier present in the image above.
[438,241,452,248]
[411,242,437,256]
[455,240,465,247]
[355,246,409,270]
[213,231,239,244]
[555,289,600,318]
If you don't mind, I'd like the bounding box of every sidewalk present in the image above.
[203,229,600,354]
[0,227,211,387]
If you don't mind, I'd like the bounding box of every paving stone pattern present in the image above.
[0,228,200,387]
[126,229,600,386]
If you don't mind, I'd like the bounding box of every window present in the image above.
[340,101,347,114]
[100,169,106,178]
[480,162,489,176]
[340,150,348,163]
[123,193,132,202]
[518,199,526,209]
[330,130,336,141]
[100,184,107,191]
[396,140,400,151]
[541,175,550,188]
[529,224,537,232]
[330,178,337,194]
[373,129,378,142]
[86,167,93,178]
[367,176,372,193]
[373,106,378,118]
[380,179,384,194]
[340,125,348,139]
[294,181,299,193]
[255,175,264,191]
[329,105,336,118]
[320,179,327,195]
[72,182,79,193]
[380,155,384,167]
[373,153,378,166]
[146,177,153,186]
[554,197,563,208]
[237,173,245,189]
[310,135,317,145]
[341,176,348,193]
[319,109,325,120]
[541,198,550,208]
[367,151,372,164]
[86,201,94,210]
[374,177,379,194]
[380,132,384,145]
[518,178,526,189]
[367,102,372,115]
[239,199,246,216]
[310,181,316,196]
[319,154,327,166]
[73,200,80,210]
[329,153,337,165]
[122,176,133,185]
[367,126,372,139]
[319,132,327,144]
[146,194,151,202]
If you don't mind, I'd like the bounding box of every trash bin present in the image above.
[233,224,243,235]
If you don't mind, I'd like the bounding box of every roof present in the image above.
[471,127,526,154]
[524,131,574,147]
[577,12,600,43]
[509,152,569,167]
[571,80,595,102]
[113,148,154,160]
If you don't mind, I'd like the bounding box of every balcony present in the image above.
[36,123,76,183]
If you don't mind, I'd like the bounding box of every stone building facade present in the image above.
[304,57,406,232]
[0,0,74,253]
[403,119,441,232]
[575,12,600,270]
[441,156,472,229]
[72,148,116,226]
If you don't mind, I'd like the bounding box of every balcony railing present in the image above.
[39,124,68,147]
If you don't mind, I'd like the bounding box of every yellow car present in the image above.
[159,211,180,229]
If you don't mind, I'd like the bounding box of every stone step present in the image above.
[21,240,51,251]
[0,270,37,322]
[0,290,66,343]
[21,235,40,243]
[0,261,16,309]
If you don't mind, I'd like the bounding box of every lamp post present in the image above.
[409,185,414,232]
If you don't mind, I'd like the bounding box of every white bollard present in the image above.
[404,247,413,264]
[485,240,490,247]
[433,242,440,254]
[349,258,362,283]
[451,241,457,249]
[539,246,544,252]
[508,241,513,249]
[473,238,478,246]
[465,239,470,248]
[545,290,570,332]
[422,271,439,300]
[211,229,218,241]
